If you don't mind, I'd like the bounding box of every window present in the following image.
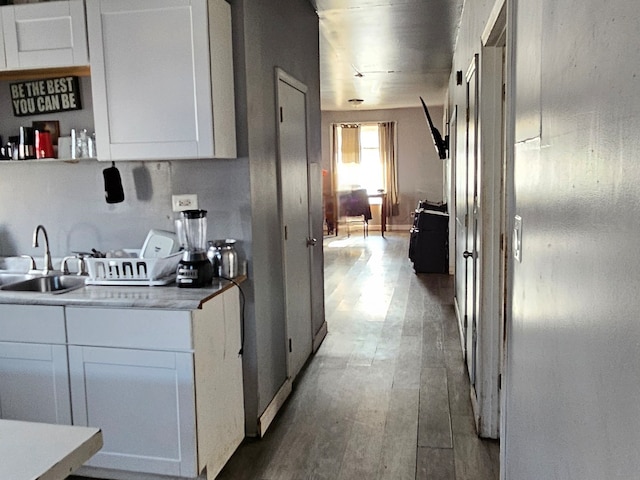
[330,121,398,214]
[334,123,384,196]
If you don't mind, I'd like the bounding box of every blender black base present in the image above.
[176,260,213,288]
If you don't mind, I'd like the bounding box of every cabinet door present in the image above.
[0,9,6,69]
[193,287,245,477]
[68,346,197,477]
[87,0,235,160]
[2,0,88,69]
[0,342,71,425]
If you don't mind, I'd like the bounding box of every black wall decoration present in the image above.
[10,76,82,117]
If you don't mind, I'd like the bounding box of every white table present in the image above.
[0,419,103,480]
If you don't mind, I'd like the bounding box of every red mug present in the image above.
[35,130,54,159]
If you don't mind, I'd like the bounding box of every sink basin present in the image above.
[0,275,86,294]
[0,273,36,286]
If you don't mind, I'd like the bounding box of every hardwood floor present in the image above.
[218,231,499,480]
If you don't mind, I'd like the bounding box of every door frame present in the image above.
[469,0,511,440]
[488,0,516,474]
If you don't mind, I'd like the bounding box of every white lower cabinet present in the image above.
[65,286,245,479]
[0,305,70,425]
[68,345,197,477]
[0,288,243,479]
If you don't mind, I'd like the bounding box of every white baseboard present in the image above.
[313,321,328,352]
[257,379,292,437]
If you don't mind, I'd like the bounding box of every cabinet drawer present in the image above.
[66,307,193,350]
[0,305,65,343]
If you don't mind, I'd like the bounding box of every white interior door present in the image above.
[466,55,480,388]
[276,69,313,381]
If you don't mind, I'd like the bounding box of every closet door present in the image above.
[276,68,314,381]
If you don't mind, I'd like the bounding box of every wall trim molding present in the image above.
[257,379,292,437]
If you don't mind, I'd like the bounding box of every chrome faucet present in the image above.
[33,225,53,274]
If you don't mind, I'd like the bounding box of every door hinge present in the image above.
[463,314,468,329]
[284,225,288,240]
[280,106,284,123]
[289,338,292,353]
[498,373,502,390]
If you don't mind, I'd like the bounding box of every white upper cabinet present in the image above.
[86,0,237,161]
[1,0,89,70]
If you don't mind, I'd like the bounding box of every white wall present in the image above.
[507,0,640,477]
[321,107,445,227]
[451,0,640,477]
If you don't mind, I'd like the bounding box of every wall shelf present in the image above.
[0,157,95,164]
[0,65,90,82]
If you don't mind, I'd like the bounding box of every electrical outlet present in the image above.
[172,194,198,212]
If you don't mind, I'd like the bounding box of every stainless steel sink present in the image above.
[0,274,86,294]
[0,273,36,286]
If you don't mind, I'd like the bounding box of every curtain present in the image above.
[379,122,399,216]
[340,124,361,164]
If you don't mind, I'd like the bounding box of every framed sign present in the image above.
[10,76,82,117]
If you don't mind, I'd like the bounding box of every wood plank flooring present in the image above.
[217,231,499,480]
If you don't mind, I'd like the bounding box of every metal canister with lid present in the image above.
[207,239,239,278]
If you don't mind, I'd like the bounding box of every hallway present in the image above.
[218,232,498,479]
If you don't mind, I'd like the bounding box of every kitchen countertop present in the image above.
[0,276,246,310]
[0,419,103,480]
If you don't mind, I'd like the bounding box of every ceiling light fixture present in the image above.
[348,98,364,106]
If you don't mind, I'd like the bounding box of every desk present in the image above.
[367,192,387,237]
[333,191,387,237]
[0,419,103,480]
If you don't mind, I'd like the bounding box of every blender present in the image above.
[176,209,213,287]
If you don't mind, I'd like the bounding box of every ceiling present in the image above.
[309,0,464,111]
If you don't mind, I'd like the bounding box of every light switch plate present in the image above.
[172,194,198,212]
[513,215,522,262]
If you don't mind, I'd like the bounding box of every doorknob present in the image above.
[307,237,317,247]
[463,250,474,259]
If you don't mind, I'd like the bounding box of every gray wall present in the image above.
[451,0,640,477]
[234,0,323,435]
[0,157,250,258]
[321,107,444,227]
